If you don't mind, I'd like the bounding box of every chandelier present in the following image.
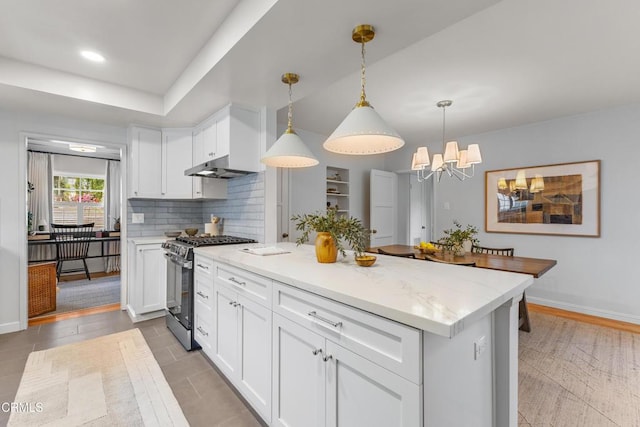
[411,100,482,182]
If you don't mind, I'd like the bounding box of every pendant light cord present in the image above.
[286,81,294,133]
[357,41,370,107]
[442,104,446,152]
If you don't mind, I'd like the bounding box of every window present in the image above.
[52,176,105,229]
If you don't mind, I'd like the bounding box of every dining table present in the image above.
[368,244,556,278]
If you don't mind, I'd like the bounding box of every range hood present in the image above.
[185,156,256,179]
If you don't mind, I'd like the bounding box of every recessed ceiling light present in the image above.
[80,50,105,63]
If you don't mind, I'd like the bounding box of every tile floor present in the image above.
[0,310,263,427]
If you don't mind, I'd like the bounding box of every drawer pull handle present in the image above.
[307,311,342,329]
[312,348,323,356]
[196,326,208,337]
[323,354,333,362]
[197,263,209,270]
[229,277,246,287]
[229,301,240,307]
[196,291,208,299]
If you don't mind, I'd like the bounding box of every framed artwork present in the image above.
[485,160,600,237]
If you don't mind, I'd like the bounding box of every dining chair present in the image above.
[471,245,514,256]
[471,245,530,332]
[378,248,416,258]
[50,223,95,281]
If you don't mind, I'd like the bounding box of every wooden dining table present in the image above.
[368,244,557,278]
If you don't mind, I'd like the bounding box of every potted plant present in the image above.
[291,207,372,264]
[438,220,479,257]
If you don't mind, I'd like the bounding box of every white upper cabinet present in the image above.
[129,126,227,200]
[162,128,194,199]
[192,104,261,172]
[129,126,163,198]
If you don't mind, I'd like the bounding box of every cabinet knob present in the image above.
[282,233,289,238]
[322,354,333,362]
[371,229,378,234]
[311,348,323,356]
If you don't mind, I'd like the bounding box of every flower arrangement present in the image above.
[438,220,479,256]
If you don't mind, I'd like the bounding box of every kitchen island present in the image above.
[194,242,534,427]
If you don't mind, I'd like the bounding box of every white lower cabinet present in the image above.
[193,260,422,427]
[273,313,420,427]
[213,281,272,423]
[126,241,167,321]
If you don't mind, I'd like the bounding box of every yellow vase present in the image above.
[315,232,337,263]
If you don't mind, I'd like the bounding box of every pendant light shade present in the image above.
[323,105,404,154]
[323,25,404,155]
[261,73,319,168]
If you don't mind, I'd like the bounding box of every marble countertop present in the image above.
[127,236,170,244]
[194,242,534,337]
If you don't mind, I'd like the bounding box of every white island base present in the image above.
[193,243,530,427]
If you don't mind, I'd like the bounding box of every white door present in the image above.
[370,169,398,246]
[213,284,239,378]
[409,173,432,245]
[238,295,272,423]
[272,314,326,427]
[325,341,421,427]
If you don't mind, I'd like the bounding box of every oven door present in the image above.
[164,252,193,329]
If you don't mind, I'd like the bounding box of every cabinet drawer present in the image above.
[216,263,271,308]
[195,273,213,304]
[194,301,214,356]
[273,282,421,384]
[194,255,214,277]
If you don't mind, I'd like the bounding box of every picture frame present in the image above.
[485,160,600,237]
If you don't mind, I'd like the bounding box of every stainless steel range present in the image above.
[162,235,256,350]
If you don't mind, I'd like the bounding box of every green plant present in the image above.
[438,220,479,253]
[291,207,371,257]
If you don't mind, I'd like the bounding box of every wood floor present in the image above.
[2,307,638,426]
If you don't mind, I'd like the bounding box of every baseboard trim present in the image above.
[528,299,640,334]
[0,321,22,334]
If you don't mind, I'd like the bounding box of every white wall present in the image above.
[51,154,107,176]
[387,103,640,324]
[0,108,126,333]
[287,128,386,242]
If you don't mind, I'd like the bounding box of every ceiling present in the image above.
[3,0,640,150]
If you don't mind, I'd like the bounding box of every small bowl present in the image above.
[355,255,377,267]
[184,228,198,236]
[415,246,437,255]
[164,231,181,238]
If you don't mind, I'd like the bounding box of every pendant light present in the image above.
[323,25,404,155]
[411,100,482,182]
[261,73,319,168]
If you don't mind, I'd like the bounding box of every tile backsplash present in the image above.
[126,172,264,242]
[202,172,264,242]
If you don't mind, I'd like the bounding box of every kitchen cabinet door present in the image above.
[272,314,325,427]
[213,283,239,378]
[237,295,272,422]
[202,122,217,162]
[130,127,162,198]
[325,341,421,427]
[128,242,166,317]
[162,129,193,199]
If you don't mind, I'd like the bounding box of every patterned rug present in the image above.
[8,329,188,426]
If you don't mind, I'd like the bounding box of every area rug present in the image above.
[8,329,188,426]
[50,275,121,316]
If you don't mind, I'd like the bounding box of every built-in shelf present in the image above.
[326,166,349,216]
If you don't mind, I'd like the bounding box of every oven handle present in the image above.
[164,252,193,270]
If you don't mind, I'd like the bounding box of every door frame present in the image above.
[19,132,128,330]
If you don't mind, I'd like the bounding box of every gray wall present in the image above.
[386,103,640,324]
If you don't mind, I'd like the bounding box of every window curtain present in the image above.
[104,160,121,273]
[28,152,53,261]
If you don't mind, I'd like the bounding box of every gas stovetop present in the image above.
[175,235,257,247]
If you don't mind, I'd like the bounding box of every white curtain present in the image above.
[28,152,53,261]
[104,160,121,273]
